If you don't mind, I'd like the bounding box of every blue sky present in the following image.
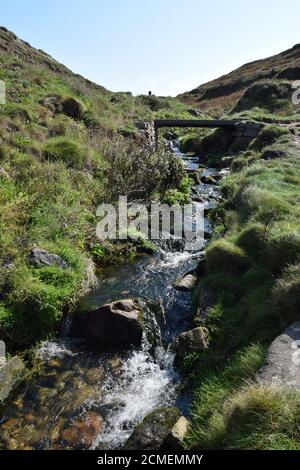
[1,0,300,96]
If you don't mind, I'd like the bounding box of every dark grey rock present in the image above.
[73,299,144,352]
[28,248,69,269]
[257,321,300,389]
[123,407,180,450]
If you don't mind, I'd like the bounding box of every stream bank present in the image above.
[0,143,225,450]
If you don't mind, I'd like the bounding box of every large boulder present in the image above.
[177,327,209,359]
[28,248,69,269]
[0,356,26,403]
[73,299,144,352]
[256,321,300,389]
[123,407,180,450]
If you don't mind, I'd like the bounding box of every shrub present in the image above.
[164,175,191,204]
[43,137,87,169]
[138,94,164,111]
[272,263,300,324]
[266,231,300,274]
[206,239,249,274]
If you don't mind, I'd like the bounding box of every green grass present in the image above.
[186,125,300,449]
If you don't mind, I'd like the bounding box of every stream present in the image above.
[0,143,222,450]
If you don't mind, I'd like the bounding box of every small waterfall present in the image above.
[91,342,178,449]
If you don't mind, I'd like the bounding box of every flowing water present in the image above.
[0,143,223,450]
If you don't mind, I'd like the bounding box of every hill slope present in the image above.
[178,44,300,115]
[0,27,193,349]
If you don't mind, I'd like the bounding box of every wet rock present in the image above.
[86,367,105,385]
[60,411,104,448]
[163,416,189,450]
[200,174,217,184]
[28,248,69,269]
[0,356,26,403]
[123,407,181,450]
[177,327,209,359]
[218,168,230,178]
[256,321,300,389]
[174,274,197,291]
[73,299,144,352]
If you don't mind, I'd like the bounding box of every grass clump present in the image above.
[205,384,300,450]
[206,239,249,274]
[186,344,266,449]
[251,125,289,150]
[236,224,267,255]
[265,232,300,274]
[43,137,87,169]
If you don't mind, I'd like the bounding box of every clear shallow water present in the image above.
[0,144,222,450]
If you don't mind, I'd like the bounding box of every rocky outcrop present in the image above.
[123,407,180,450]
[176,327,209,359]
[134,121,156,148]
[72,299,144,352]
[0,356,26,403]
[174,274,197,291]
[256,321,300,389]
[28,248,69,269]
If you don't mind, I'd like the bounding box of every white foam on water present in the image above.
[36,340,77,360]
[91,344,178,449]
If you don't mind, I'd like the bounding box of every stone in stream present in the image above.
[256,321,300,389]
[123,407,181,450]
[174,274,197,291]
[200,174,217,184]
[0,356,26,403]
[60,411,104,448]
[72,298,144,352]
[176,327,209,359]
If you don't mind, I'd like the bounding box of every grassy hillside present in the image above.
[178,44,300,116]
[0,26,196,350]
